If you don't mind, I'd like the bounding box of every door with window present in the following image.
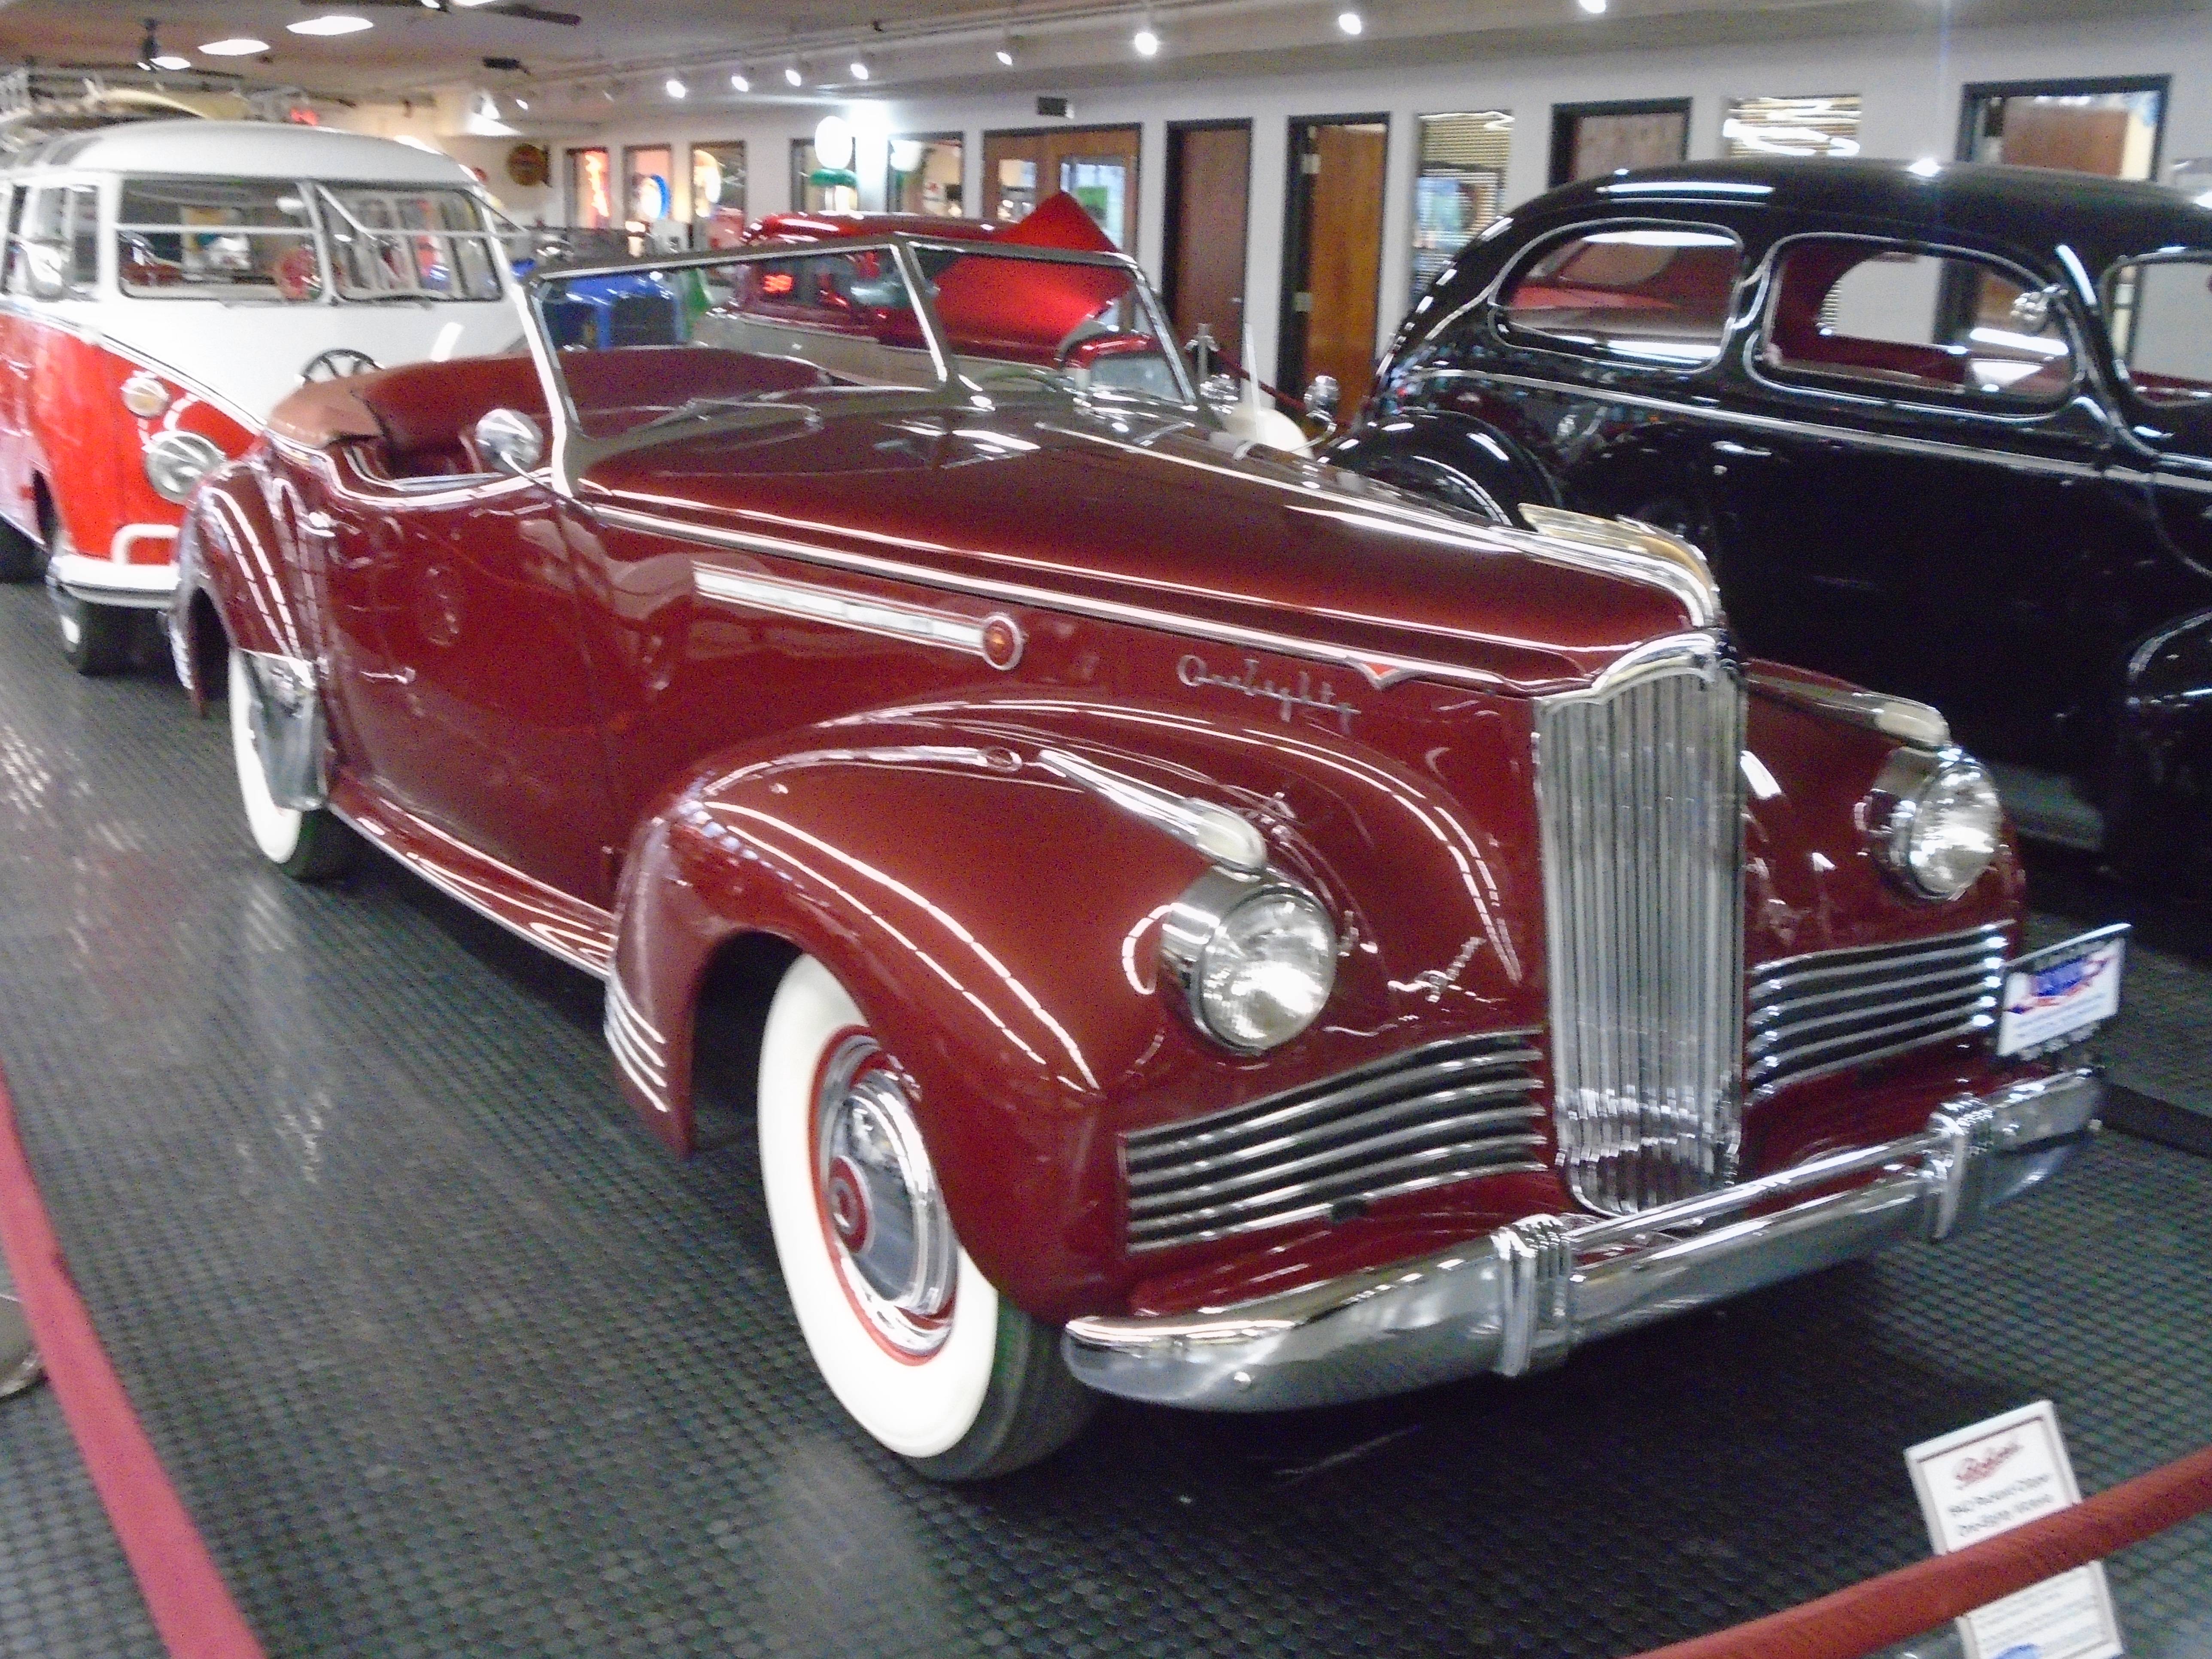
[1723,236,2112,763]
[1960,77,2166,180]
[1280,116,1388,407]
[981,126,1140,247]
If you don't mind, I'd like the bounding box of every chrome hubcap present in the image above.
[814,1034,955,1358]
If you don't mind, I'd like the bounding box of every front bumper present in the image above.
[49,550,178,611]
[1063,1066,2101,1411]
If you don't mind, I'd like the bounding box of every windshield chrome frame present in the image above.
[518,234,1197,500]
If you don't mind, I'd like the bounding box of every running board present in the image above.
[1987,762,2106,853]
[329,777,616,979]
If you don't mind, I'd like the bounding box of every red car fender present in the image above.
[605,698,1555,1322]
[172,455,319,713]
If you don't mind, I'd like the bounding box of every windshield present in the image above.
[318,184,504,301]
[2106,253,2212,419]
[532,240,1189,441]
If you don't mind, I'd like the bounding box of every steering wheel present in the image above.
[300,347,380,384]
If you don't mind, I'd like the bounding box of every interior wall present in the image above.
[389,7,2212,384]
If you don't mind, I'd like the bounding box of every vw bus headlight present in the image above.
[120,371,173,419]
[144,430,225,504]
[1869,750,2002,899]
[1161,870,1337,1051]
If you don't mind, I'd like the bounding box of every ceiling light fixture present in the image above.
[199,36,270,56]
[514,95,529,110]
[1337,9,1364,33]
[665,75,686,97]
[137,19,192,70]
[995,42,1015,66]
[451,0,502,7]
[730,69,750,91]
[1577,0,1607,12]
[152,52,192,70]
[289,14,375,36]
[1133,22,1160,56]
[784,62,803,86]
[849,58,870,81]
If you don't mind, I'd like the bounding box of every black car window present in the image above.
[1495,224,1741,367]
[2104,255,2212,415]
[1759,238,2074,407]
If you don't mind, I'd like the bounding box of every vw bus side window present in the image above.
[9,185,98,300]
[116,178,323,301]
[318,186,503,302]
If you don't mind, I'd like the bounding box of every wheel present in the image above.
[757,955,1097,1480]
[52,589,139,677]
[227,648,353,881]
[0,515,40,583]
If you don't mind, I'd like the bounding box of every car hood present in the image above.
[571,395,1699,696]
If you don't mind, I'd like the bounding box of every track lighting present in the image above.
[784,63,803,86]
[1133,24,1160,56]
[730,69,750,91]
[849,59,869,81]
[665,76,686,97]
[1337,9,1364,33]
[995,32,1017,66]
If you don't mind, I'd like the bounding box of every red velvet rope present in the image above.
[0,1066,267,1659]
[1634,1440,2212,1659]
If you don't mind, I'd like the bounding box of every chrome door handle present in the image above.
[1711,440,1772,459]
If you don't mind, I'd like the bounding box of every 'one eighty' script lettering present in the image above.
[1177,653,1358,733]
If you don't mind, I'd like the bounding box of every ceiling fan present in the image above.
[301,0,584,24]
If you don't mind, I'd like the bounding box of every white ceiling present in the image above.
[0,0,2194,109]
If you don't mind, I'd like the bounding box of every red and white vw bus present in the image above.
[0,120,520,671]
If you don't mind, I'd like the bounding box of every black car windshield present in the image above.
[531,242,1189,441]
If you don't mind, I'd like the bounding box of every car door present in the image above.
[1717,234,2115,768]
[313,454,621,905]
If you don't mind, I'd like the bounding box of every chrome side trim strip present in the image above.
[1036,747,1267,874]
[692,562,1022,670]
[1748,675,1950,750]
[596,502,1510,693]
[1748,923,2010,995]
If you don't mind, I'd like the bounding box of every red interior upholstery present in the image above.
[1769,243,1965,388]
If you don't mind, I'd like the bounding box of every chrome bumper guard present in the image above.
[1062,1067,2101,1411]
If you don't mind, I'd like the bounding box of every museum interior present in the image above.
[0,0,2206,1654]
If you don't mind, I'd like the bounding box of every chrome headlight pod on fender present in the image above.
[1159,868,1337,1053]
[1867,747,2002,900]
[143,430,226,505]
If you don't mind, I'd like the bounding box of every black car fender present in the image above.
[2103,606,2212,880]
[1323,410,1556,527]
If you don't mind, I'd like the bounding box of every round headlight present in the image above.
[1874,751,2002,899]
[143,430,225,504]
[1161,871,1337,1052]
[120,371,173,419]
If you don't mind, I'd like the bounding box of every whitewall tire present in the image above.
[757,954,1095,1479]
[227,649,352,881]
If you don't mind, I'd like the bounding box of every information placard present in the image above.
[1905,1402,2122,1659]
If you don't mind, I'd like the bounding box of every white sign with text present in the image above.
[1905,1402,2122,1659]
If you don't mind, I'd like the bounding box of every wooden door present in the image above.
[2001,103,2130,175]
[1164,122,1251,359]
[1280,118,1388,407]
[981,125,1141,247]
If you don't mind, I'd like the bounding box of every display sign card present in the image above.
[1905,1402,2122,1659]
[1996,928,2126,1059]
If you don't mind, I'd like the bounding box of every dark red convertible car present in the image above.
[170,231,2124,1477]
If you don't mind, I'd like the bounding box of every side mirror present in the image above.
[474,407,545,477]
[1302,374,1341,422]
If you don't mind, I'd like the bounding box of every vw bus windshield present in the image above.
[532,241,1190,442]
[318,185,504,301]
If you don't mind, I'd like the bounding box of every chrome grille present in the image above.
[1537,639,1746,1216]
[1746,923,2009,1101]
[1123,1033,1544,1253]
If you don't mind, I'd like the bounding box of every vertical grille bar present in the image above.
[1537,639,1745,1216]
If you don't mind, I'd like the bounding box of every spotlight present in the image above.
[849,59,869,81]
[1133,25,1160,55]
[1337,9,1363,33]
[996,46,1015,66]
[784,63,803,86]
[665,76,686,97]
[514,96,529,110]
[730,69,750,91]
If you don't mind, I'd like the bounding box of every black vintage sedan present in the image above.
[1330,157,2212,884]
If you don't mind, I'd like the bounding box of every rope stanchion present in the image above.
[0,1064,267,1659]
[1632,1441,2212,1659]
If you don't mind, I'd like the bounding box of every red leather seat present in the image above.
[1769,242,1966,388]
[355,355,549,478]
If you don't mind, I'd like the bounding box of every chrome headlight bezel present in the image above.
[143,429,225,504]
[1868,747,2003,900]
[1159,868,1338,1053]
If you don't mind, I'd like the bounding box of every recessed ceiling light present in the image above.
[665,76,686,97]
[288,15,374,36]
[1577,0,1607,12]
[1337,9,1363,34]
[151,52,192,70]
[199,37,270,56]
[730,70,750,91]
[1133,26,1160,56]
